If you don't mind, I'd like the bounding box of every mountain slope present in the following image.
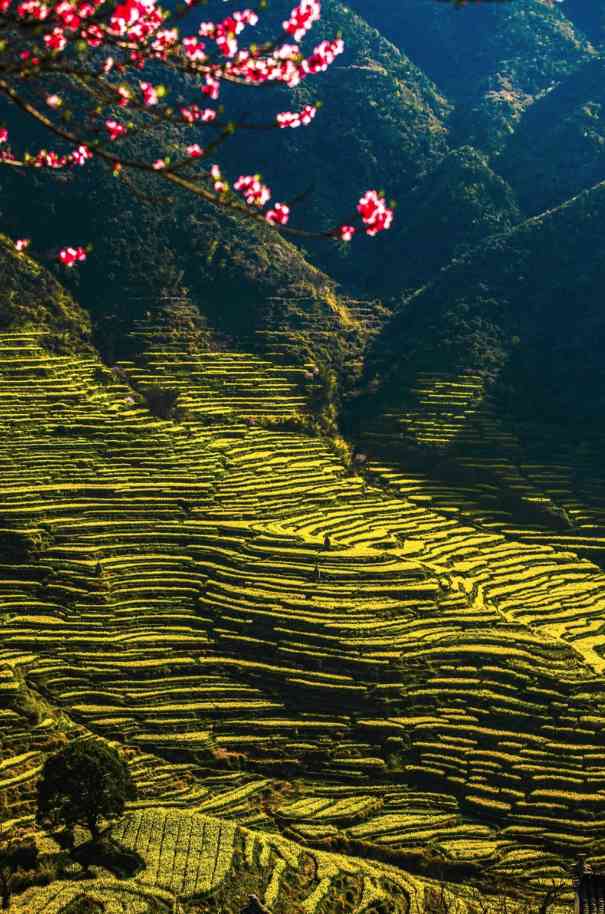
[362,178,605,420]
[497,55,605,215]
[0,234,91,350]
[367,145,521,296]
[348,0,593,152]
[4,3,605,910]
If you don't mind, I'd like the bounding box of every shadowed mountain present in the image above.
[562,0,605,46]
[0,0,456,376]
[358,177,605,428]
[496,55,605,215]
[365,145,521,297]
[347,0,593,153]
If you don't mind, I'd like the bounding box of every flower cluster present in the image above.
[0,0,394,264]
[105,119,127,140]
[277,105,317,128]
[265,202,290,225]
[234,174,271,207]
[0,134,93,169]
[198,9,258,59]
[357,191,394,236]
[180,105,216,125]
[283,0,321,42]
[58,245,87,266]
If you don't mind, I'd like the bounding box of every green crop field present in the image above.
[0,316,601,914]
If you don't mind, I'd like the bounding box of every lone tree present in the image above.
[0,830,38,910]
[36,740,136,842]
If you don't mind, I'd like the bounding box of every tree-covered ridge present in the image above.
[347,0,593,151]
[0,235,91,352]
[497,55,605,214]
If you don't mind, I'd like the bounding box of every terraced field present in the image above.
[358,370,605,562]
[2,327,605,909]
[13,807,478,914]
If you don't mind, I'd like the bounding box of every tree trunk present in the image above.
[88,815,100,843]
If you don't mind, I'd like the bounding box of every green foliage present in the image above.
[361,178,605,430]
[141,385,181,421]
[36,740,136,841]
[348,0,592,152]
[0,234,90,351]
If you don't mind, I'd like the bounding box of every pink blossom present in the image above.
[357,190,393,236]
[139,81,158,105]
[80,22,102,45]
[182,35,206,61]
[16,0,49,20]
[116,85,132,107]
[180,103,216,125]
[210,163,227,193]
[58,245,86,266]
[277,104,316,128]
[33,149,65,168]
[0,0,394,254]
[70,144,93,165]
[109,0,162,39]
[198,9,258,58]
[54,0,80,29]
[234,174,271,207]
[15,238,30,251]
[44,26,67,50]
[201,75,220,100]
[105,118,127,140]
[300,38,344,76]
[283,0,321,42]
[151,27,177,53]
[337,224,356,242]
[265,202,290,225]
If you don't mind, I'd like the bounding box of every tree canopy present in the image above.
[36,740,136,841]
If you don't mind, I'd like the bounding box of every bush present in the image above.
[141,385,181,420]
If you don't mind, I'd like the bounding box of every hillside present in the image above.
[0,274,602,912]
[3,1,605,912]
[348,0,593,152]
[497,55,605,214]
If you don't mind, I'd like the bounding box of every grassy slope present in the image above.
[1,313,605,914]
